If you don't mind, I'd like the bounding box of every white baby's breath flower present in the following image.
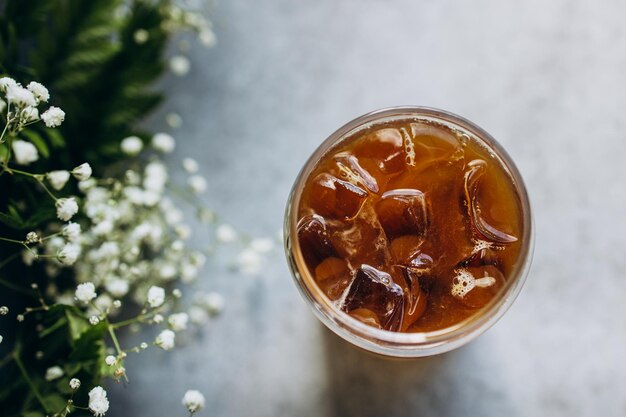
[134,28,149,44]
[47,170,70,190]
[62,222,81,242]
[169,55,190,76]
[72,162,92,181]
[45,366,64,381]
[105,278,129,298]
[112,300,122,308]
[190,252,206,268]
[182,158,198,173]
[147,286,165,308]
[199,28,217,47]
[168,312,189,332]
[172,289,182,298]
[27,81,49,102]
[181,264,198,283]
[22,106,39,121]
[16,314,24,322]
[156,329,175,350]
[140,342,148,350]
[216,224,237,243]
[175,225,191,240]
[89,316,100,325]
[166,112,182,128]
[182,390,205,413]
[0,306,8,315]
[250,238,274,254]
[58,244,80,265]
[78,178,96,192]
[11,140,39,165]
[41,106,65,127]
[22,249,37,266]
[69,378,81,390]
[75,282,97,303]
[188,175,207,194]
[152,132,175,153]
[120,136,143,155]
[153,314,164,324]
[6,84,36,107]
[204,292,225,314]
[25,231,40,244]
[189,306,209,325]
[0,77,16,91]
[56,197,79,221]
[105,355,117,366]
[237,247,262,275]
[144,161,168,192]
[88,386,109,417]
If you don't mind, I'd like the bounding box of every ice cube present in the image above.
[389,235,423,264]
[352,127,406,175]
[375,188,429,240]
[464,159,518,244]
[297,214,336,267]
[408,123,464,165]
[341,264,405,331]
[396,267,428,331]
[353,127,404,158]
[329,201,392,269]
[349,308,382,329]
[389,235,436,273]
[308,173,368,219]
[314,257,352,300]
[334,152,380,193]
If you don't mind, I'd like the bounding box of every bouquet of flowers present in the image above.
[0,1,271,416]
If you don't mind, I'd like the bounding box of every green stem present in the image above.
[0,236,24,245]
[0,277,34,297]
[6,167,38,177]
[0,103,12,143]
[0,251,20,270]
[107,325,124,354]
[110,311,155,329]
[107,324,129,382]
[41,231,62,241]
[4,168,57,200]
[37,179,58,201]
[13,352,49,412]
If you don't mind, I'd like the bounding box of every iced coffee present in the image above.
[295,116,525,333]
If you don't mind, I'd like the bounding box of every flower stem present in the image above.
[0,236,24,245]
[0,276,34,298]
[0,103,12,143]
[36,179,58,201]
[107,324,129,382]
[13,352,49,412]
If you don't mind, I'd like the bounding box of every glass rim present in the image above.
[284,106,534,357]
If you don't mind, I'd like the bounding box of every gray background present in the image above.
[110,1,626,416]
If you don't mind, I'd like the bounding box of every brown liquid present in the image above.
[297,119,524,332]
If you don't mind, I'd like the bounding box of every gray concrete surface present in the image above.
[109,1,626,416]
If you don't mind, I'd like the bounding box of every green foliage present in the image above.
[0,1,178,416]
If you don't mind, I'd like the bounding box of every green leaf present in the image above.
[22,411,45,417]
[65,309,89,341]
[42,394,66,413]
[43,127,65,148]
[20,130,49,159]
[69,321,107,362]
[0,205,24,228]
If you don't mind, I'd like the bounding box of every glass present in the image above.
[284,106,534,357]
